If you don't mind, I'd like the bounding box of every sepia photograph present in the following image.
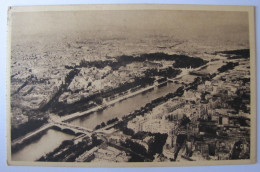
[6,4,256,167]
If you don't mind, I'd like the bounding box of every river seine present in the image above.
[68,82,181,129]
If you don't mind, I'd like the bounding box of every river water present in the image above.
[68,82,181,129]
[12,129,75,161]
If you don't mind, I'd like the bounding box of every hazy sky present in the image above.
[11,10,249,45]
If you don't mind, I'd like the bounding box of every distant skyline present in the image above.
[12,10,249,46]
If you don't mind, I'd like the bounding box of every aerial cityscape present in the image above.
[9,8,252,164]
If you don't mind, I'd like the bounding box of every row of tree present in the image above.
[94,117,119,130]
[38,134,102,162]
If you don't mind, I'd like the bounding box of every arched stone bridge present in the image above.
[51,122,93,136]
